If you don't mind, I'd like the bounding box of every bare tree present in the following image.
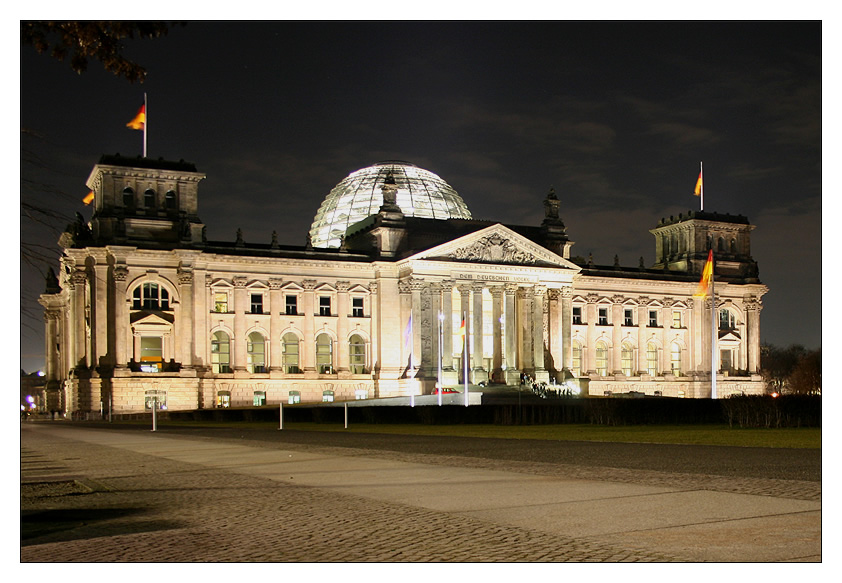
[21,21,178,83]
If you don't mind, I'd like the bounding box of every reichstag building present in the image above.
[39,156,768,415]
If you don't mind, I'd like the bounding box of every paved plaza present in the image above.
[20,422,821,563]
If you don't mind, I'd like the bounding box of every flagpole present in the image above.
[437,312,443,407]
[143,93,148,158]
[699,161,704,212]
[463,311,469,407]
[711,254,717,399]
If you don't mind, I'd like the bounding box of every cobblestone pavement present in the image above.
[20,423,820,563]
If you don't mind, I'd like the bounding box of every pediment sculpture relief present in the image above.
[447,233,538,265]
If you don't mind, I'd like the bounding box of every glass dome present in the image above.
[309,161,472,248]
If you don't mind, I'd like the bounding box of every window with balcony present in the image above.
[595,341,608,376]
[349,334,367,374]
[621,342,634,376]
[282,332,300,373]
[247,332,266,373]
[316,333,333,373]
[211,331,231,373]
[670,343,682,375]
[646,342,658,376]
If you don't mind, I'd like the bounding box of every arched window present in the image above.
[211,331,231,373]
[247,331,266,373]
[122,187,135,208]
[595,341,608,377]
[621,342,634,376]
[571,341,582,377]
[730,238,737,254]
[349,334,367,374]
[316,333,333,374]
[646,342,658,376]
[165,190,177,209]
[132,282,170,310]
[670,343,682,376]
[282,333,300,373]
[719,309,736,330]
[144,188,156,208]
[718,237,726,252]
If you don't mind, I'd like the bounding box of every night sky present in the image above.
[19,20,822,374]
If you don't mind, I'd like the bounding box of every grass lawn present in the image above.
[131,419,820,449]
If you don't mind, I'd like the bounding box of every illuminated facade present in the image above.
[39,156,768,416]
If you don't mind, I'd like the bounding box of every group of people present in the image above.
[519,373,578,398]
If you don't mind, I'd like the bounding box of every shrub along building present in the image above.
[39,156,768,416]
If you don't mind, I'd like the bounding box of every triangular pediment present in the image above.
[130,311,175,326]
[407,224,580,270]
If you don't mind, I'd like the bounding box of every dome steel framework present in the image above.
[309,161,472,248]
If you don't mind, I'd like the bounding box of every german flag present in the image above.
[693,171,703,196]
[693,250,714,297]
[127,104,146,130]
[82,191,94,205]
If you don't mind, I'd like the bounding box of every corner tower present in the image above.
[84,155,206,248]
[650,211,760,280]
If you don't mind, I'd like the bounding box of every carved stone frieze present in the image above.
[447,233,538,265]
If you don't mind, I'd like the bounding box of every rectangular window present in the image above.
[672,310,682,328]
[253,391,266,407]
[322,390,335,403]
[319,296,331,316]
[649,310,658,327]
[288,391,301,404]
[624,308,633,326]
[598,307,609,326]
[285,295,298,315]
[214,292,228,313]
[572,306,582,325]
[216,391,231,408]
[140,336,163,372]
[352,297,364,317]
[355,389,368,400]
[250,293,264,314]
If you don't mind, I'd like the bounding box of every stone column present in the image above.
[441,281,454,373]
[71,268,88,369]
[472,282,486,383]
[458,284,472,383]
[585,294,598,375]
[398,280,412,374]
[518,287,532,372]
[611,295,624,375]
[561,286,572,374]
[113,265,129,368]
[91,254,108,369]
[504,284,518,384]
[336,281,350,372]
[301,279,316,372]
[269,278,282,372]
[177,267,194,369]
[490,286,504,382]
[233,276,247,372]
[430,281,442,383]
[745,297,762,373]
[547,289,561,380]
[532,285,548,382]
[637,297,649,375]
[410,279,424,375]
